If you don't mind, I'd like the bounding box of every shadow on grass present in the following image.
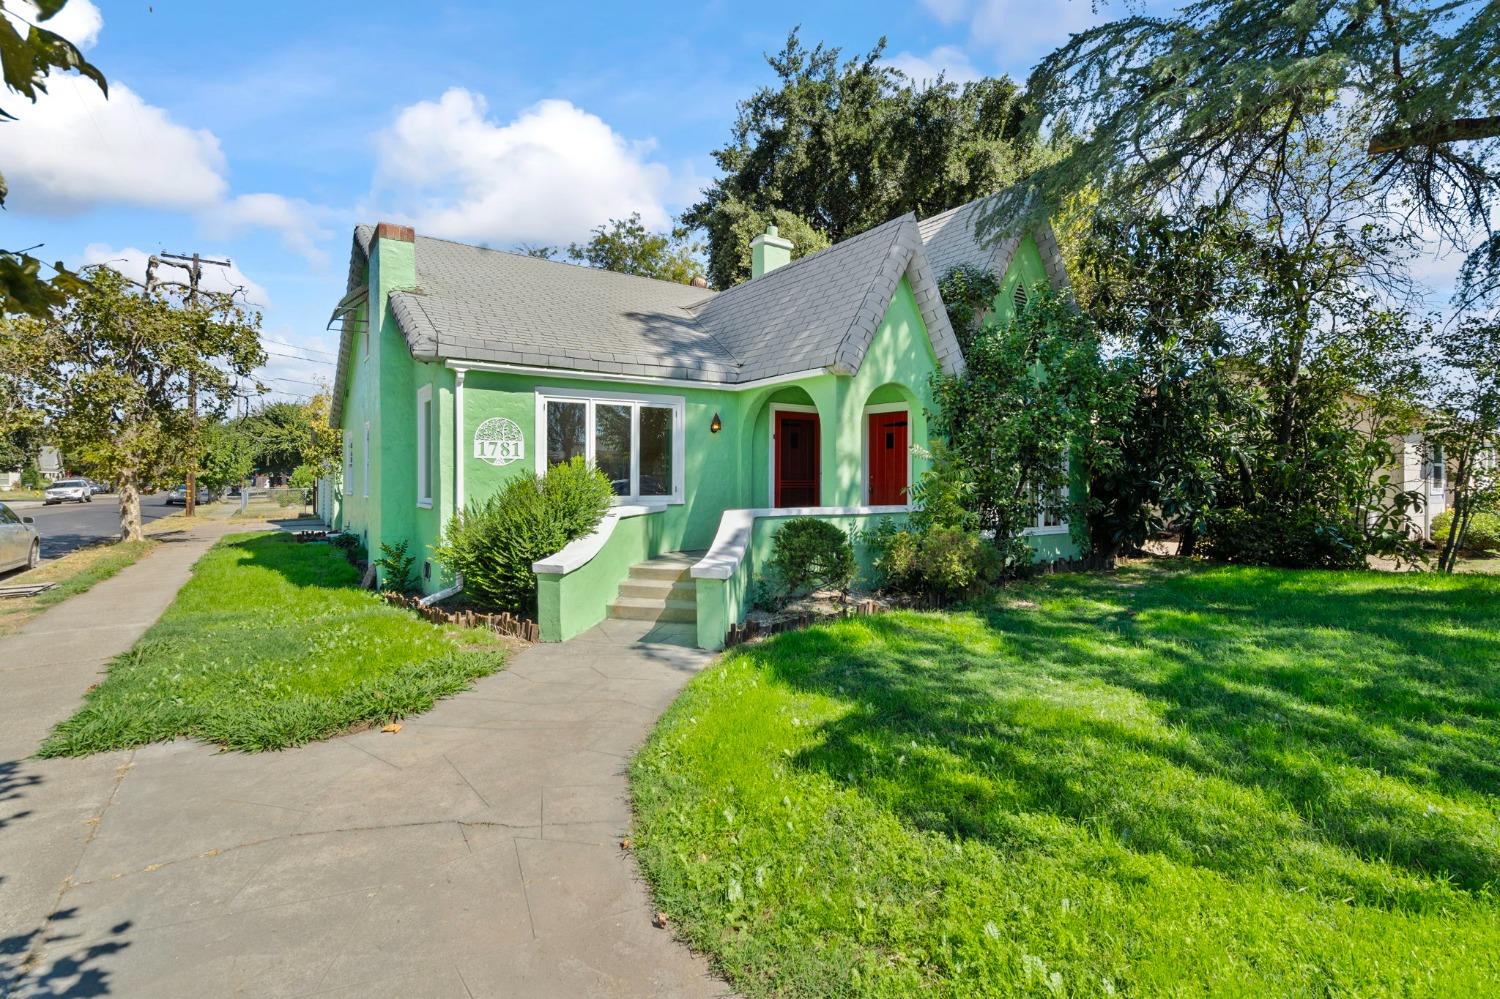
[762,564,1500,905]
[218,532,360,592]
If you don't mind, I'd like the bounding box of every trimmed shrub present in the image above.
[435,457,613,615]
[375,540,417,593]
[1433,510,1500,553]
[768,517,855,598]
[866,520,1007,599]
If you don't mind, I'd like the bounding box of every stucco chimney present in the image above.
[750,223,793,279]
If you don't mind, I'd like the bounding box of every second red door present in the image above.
[867,410,909,505]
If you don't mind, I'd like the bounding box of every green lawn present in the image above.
[632,562,1500,997]
[40,532,505,755]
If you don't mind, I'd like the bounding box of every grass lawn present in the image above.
[40,532,506,755]
[632,562,1500,997]
[0,489,45,502]
[0,540,157,635]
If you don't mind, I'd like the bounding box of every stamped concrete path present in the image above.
[0,525,726,997]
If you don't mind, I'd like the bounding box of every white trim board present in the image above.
[447,359,830,392]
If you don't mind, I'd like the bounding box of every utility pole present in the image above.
[146,251,231,518]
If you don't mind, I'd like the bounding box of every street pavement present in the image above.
[11,493,177,559]
[0,523,729,998]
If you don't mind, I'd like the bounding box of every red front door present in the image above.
[868,410,909,505]
[774,411,819,507]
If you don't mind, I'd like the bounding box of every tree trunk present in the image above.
[118,470,143,542]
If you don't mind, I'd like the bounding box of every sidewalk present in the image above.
[0,526,729,997]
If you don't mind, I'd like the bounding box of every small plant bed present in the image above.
[0,540,157,635]
[632,562,1500,996]
[39,532,507,755]
[378,591,540,643]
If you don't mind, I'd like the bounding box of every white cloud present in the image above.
[915,0,1111,77]
[81,243,271,307]
[4,74,227,213]
[206,194,332,266]
[5,0,102,48]
[884,45,983,85]
[920,0,973,26]
[374,89,676,246]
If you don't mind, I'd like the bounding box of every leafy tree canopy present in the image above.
[565,213,705,284]
[686,29,1038,288]
[0,0,106,317]
[25,267,265,539]
[987,0,1500,293]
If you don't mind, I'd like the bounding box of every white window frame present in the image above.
[343,436,353,495]
[859,401,912,506]
[416,384,433,508]
[362,422,370,498]
[1022,459,1071,536]
[534,387,685,505]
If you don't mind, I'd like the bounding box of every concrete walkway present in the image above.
[0,528,726,997]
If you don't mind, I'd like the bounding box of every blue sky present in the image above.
[4,1,1462,403]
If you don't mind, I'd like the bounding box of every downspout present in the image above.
[422,365,468,608]
[454,367,466,516]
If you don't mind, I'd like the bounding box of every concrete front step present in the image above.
[607,550,705,624]
[617,578,697,601]
[608,596,697,623]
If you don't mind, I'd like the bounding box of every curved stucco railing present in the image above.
[532,503,665,576]
[532,503,671,642]
[690,505,911,649]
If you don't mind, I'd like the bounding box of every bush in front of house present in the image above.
[436,457,613,615]
[865,519,1009,600]
[1433,510,1500,553]
[1200,504,1368,569]
[767,517,855,600]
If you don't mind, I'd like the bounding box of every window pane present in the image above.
[595,403,632,495]
[547,401,587,466]
[639,406,673,496]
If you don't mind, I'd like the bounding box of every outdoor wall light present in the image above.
[710,412,723,434]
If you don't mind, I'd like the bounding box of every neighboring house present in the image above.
[1386,433,1448,540]
[328,196,1075,648]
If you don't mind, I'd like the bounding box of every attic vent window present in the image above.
[1012,283,1030,313]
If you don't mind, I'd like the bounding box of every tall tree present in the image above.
[686,30,1037,288]
[34,268,265,539]
[1077,207,1258,556]
[566,214,705,284]
[990,0,1499,287]
[0,0,106,317]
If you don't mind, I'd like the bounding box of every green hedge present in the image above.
[1432,510,1500,553]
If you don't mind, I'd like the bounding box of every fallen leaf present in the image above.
[381,722,402,734]
[620,838,632,851]
[653,911,670,929]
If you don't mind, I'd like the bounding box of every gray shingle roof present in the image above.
[916,195,1073,297]
[332,212,965,420]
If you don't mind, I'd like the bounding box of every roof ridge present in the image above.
[831,216,917,373]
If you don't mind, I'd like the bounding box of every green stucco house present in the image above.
[328,195,1077,649]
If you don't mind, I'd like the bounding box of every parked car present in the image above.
[87,479,108,495]
[43,479,93,505]
[0,501,40,573]
[164,484,218,506]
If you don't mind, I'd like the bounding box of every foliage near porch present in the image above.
[632,562,1500,996]
[40,532,506,754]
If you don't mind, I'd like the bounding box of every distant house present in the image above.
[327,195,1075,647]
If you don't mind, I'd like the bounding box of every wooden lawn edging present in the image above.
[378,591,540,643]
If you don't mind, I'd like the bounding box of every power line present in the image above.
[261,348,334,365]
[263,336,336,359]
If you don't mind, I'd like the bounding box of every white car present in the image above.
[43,479,93,505]
[0,501,40,573]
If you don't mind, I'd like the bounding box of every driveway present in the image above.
[0,529,726,997]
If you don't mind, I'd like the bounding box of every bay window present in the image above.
[535,389,684,503]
